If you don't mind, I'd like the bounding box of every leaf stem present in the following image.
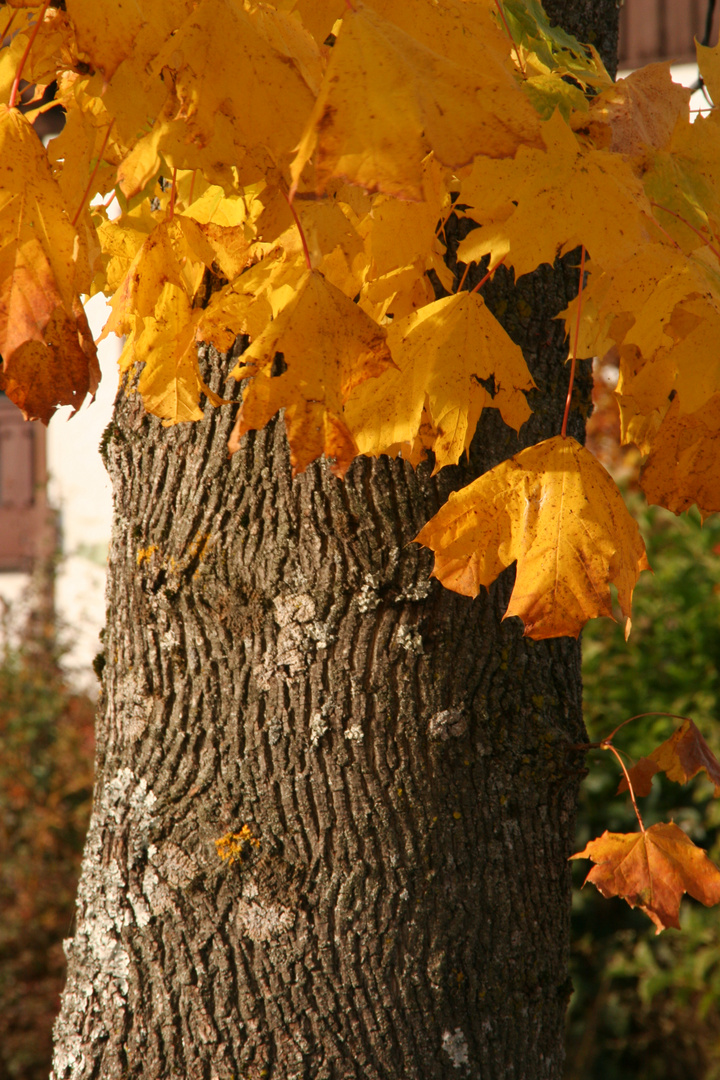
[456,263,471,292]
[470,253,506,294]
[603,742,645,832]
[8,0,51,110]
[561,245,585,439]
[493,0,526,76]
[168,167,178,219]
[72,121,114,227]
[282,188,312,271]
[603,711,692,746]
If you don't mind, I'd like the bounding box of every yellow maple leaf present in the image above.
[0,105,98,422]
[228,269,393,476]
[345,291,534,471]
[457,110,651,278]
[132,283,221,424]
[358,154,450,278]
[197,251,309,354]
[640,114,720,251]
[102,218,208,342]
[65,0,147,80]
[415,435,650,640]
[118,0,316,199]
[290,2,540,201]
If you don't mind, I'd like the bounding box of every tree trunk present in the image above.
[52,7,619,1078]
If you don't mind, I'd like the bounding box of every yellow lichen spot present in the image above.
[188,532,213,562]
[397,787,404,796]
[532,694,544,709]
[136,545,158,565]
[215,824,261,865]
[453,811,461,820]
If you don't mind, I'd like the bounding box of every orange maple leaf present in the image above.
[641,393,720,519]
[415,435,650,639]
[618,718,720,798]
[571,822,720,933]
[0,105,98,422]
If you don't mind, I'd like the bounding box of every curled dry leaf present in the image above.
[618,718,720,798]
[415,435,650,640]
[571,822,720,933]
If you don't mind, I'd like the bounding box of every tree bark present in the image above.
[52,6,619,1078]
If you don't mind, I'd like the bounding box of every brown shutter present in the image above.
[0,395,53,571]
[618,0,718,69]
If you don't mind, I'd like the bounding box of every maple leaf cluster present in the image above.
[0,0,718,640]
[2,0,720,934]
[573,718,720,933]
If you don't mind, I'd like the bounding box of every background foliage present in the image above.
[567,498,720,1080]
[0,614,94,1080]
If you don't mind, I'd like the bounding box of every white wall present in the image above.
[46,294,118,690]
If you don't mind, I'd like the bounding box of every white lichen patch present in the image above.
[268,593,330,674]
[402,578,432,601]
[158,840,201,888]
[442,1028,470,1070]
[344,723,364,742]
[357,575,380,612]
[310,711,329,748]
[429,707,468,741]
[236,898,295,941]
[395,624,424,654]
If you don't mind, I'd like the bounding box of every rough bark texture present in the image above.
[52,6,619,1078]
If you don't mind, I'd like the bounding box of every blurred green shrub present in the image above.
[566,502,720,1080]
[0,639,94,1080]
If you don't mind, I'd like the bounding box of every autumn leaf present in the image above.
[457,109,651,278]
[228,269,393,476]
[132,283,222,425]
[573,62,690,158]
[0,104,98,422]
[571,823,720,933]
[197,251,309,355]
[415,435,649,639]
[118,0,317,198]
[345,291,535,471]
[618,719,720,799]
[290,2,541,201]
[640,393,720,519]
